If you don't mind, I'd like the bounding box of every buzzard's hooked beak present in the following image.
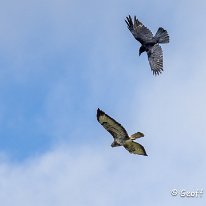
[111,142,116,147]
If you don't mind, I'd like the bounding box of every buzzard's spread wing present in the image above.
[125,15,153,44]
[97,108,129,142]
[124,141,147,156]
[147,44,163,75]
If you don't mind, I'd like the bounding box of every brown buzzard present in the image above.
[97,108,147,156]
[125,15,169,75]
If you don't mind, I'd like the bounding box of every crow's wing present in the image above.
[124,140,147,156]
[125,15,153,44]
[147,44,163,75]
[97,108,129,142]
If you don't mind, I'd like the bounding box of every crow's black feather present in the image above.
[125,15,169,75]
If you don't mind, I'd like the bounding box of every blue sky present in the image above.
[0,0,205,205]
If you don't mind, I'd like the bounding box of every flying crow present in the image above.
[125,15,169,75]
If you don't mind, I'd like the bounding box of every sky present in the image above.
[0,0,205,205]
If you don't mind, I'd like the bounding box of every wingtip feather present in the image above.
[97,108,105,120]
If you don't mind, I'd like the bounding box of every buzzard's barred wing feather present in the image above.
[97,109,129,141]
[147,44,163,75]
[125,15,153,44]
[124,141,147,156]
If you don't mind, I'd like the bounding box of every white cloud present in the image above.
[0,146,145,206]
[0,144,205,206]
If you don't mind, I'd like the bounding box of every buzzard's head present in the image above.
[139,46,146,56]
[111,141,121,147]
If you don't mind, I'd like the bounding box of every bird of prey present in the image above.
[97,108,147,156]
[125,15,169,75]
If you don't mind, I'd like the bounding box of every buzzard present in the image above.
[125,15,169,75]
[97,108,147,156]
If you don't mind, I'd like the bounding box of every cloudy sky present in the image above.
[0,0,205,205]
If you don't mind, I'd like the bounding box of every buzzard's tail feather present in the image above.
[130,132,144,140]
[155,27,169,44]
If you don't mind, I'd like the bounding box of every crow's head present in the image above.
[139,46,146,56]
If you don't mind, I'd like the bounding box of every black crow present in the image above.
[125,15,169,75]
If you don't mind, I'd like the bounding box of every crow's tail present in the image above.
[154,27,169,44]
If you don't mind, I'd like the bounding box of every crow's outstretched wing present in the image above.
[97,108,129,141]
[125,15,153,44]
[147,44,163,75]
[124,141,147,156]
